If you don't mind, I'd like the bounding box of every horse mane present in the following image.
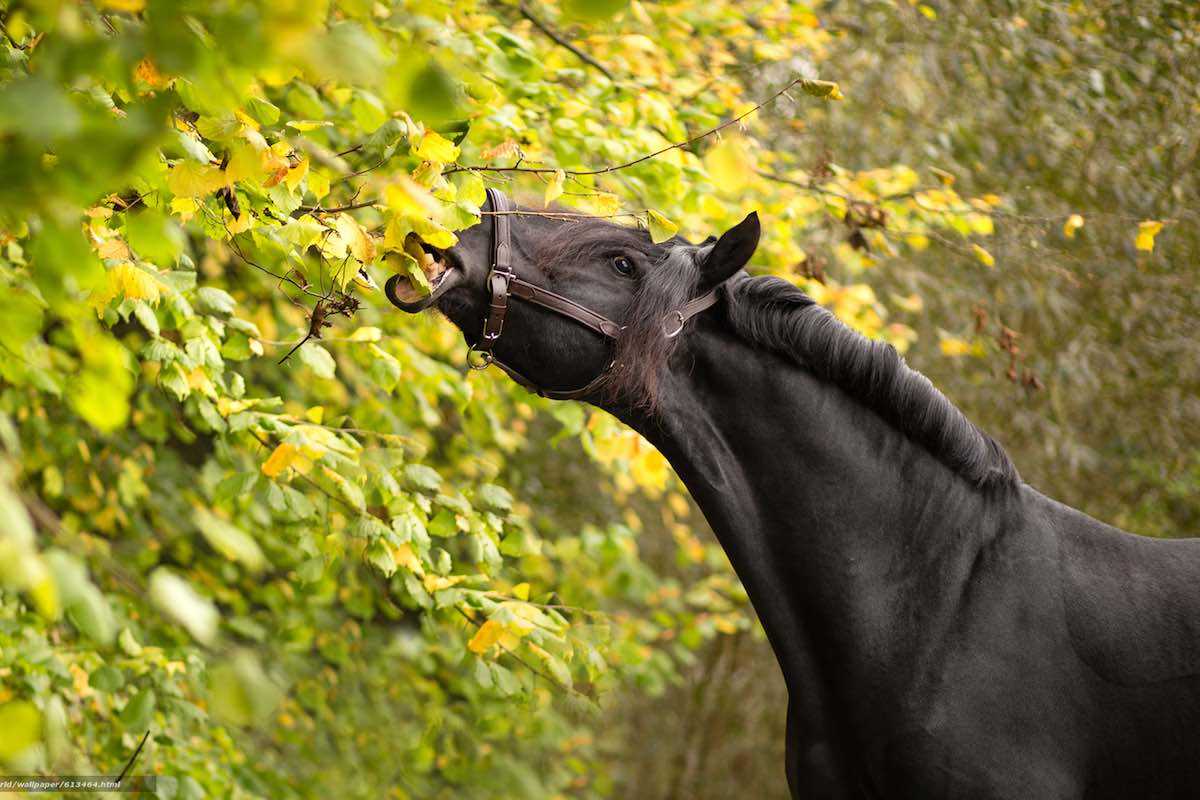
[605,243,1019,489]
[721,273,1019,489]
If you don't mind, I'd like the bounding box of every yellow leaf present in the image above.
[646,210,679,243]
[1135,220,1164,252]
[90,262,167,309]
[286,120,333,132]
[468,620,503,654]
[167,162,224,198]
[284,158,308,192]
[216,397,258,416]
[187,368,217,399]
[226,212,252,235]
[631,447,670,492]
[69,664,93,699]
[799,78,844,101]
[1063,213,1085,239]
[333,214,377,263]
[98,0,145,11]
[940,336,972,357]
[971,244,995,268]
[512,582,530,601]
[383,177,439,216]
[262,142,292,188]
[393,543,423,575]
[261,442,313,478]
[409,216,458,249]
[904,233,930,251]
[423,574,466,593]
[705,136,756,191]
[347,326,382,342]
[967,213,994,236]
[480,139,519,161]
[589,192,621,216]
[931,167,956,186]
[133,58,168,88]
[544,169,565,207]
[96,238,131,260]
[415,130,460,164]
[0,701,42,762]
[307,169,330,202]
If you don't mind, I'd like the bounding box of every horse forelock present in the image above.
[599,244,701,410]
[534,217,662,278]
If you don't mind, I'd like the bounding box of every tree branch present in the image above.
[516,0,615,81]
[446,75,806,178]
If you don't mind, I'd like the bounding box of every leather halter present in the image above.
[416,188,720,400]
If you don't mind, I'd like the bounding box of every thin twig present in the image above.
[446,75,808,177]
[516,0,615,81]
[200,206,324,299]
[295,200,378,216]
[481,209,643,220]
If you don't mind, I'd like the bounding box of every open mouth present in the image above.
[384,234,460,312]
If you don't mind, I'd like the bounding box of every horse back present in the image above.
[1055,505,1200,686]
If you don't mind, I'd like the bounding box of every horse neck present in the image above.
[611,324,1012,703]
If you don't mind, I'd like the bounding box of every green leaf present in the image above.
[172,130,216,163]
[119,689,157,731]
[90,665,126,693]
[367,344,402,393]
[45,551,114,645]
[118,627,144,657]
[476,484,513,513]
[246,96,281,126]
[149,569,219,645]
[194,287,237,316]
[208,651,282,727]
[195,509,268,572]
[403,464,442,493]
[0,78,80,140]
[366,541,396,577]
[561,0,629,22]
[296,343,336,379]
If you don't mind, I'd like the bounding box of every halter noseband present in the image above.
[430,188,722,400]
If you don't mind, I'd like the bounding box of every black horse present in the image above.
[387,191,1200,799]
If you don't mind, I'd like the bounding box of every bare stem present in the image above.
[516,0,615,81]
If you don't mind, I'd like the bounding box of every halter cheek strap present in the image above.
[466,188,719,400]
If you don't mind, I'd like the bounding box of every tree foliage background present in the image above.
[0,0,1194,797]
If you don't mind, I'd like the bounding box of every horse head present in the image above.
[386,189,759,405]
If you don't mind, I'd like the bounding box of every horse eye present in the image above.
[612,256,635,277]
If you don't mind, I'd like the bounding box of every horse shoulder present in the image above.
[1053,501,1200,685]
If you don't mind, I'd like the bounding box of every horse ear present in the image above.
[699,211,759,290]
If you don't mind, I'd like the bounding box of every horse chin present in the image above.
[384,245,462,313]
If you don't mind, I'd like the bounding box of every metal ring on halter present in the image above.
[663,310,687,339]
[466,344,495,370]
